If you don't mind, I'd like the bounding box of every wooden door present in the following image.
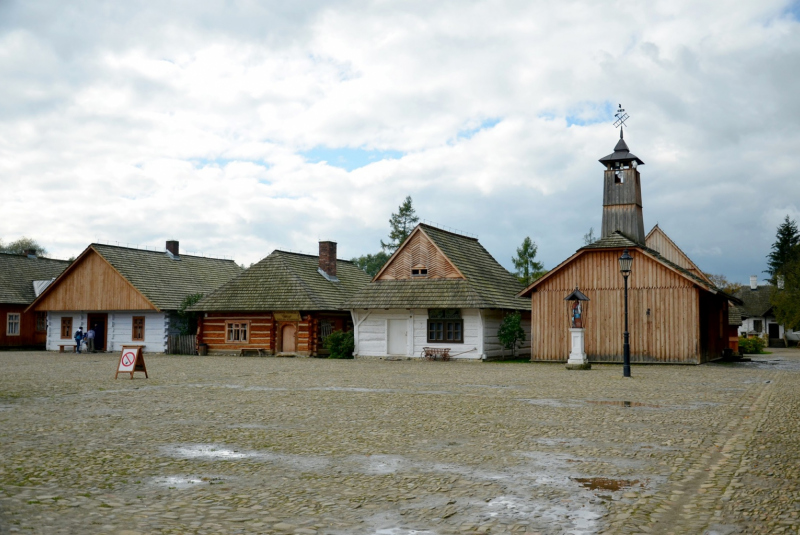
[388,319,407,355]
[281,324,297,352]
[87,313,108,351]
[768,323,779,339]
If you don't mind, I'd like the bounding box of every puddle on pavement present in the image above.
[518,398,582,408]
[586,400,661,408]
[151,475,226,488]
[167,445,254,460]
[572,477,640,492]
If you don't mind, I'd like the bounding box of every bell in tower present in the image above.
[598,128,646,244]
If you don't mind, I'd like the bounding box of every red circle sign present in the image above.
[121,351,136,367]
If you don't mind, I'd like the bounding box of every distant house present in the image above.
[520,131,740,364]
[27,241,242,353]
[734,280,798,345]
[190,242,371,356]
[346,224,531,360]
[0,251,70,348]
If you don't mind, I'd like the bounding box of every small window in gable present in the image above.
[411,264,428,277]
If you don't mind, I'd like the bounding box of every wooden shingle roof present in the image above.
[733,286,774,318]
[521,231,743,305]
[190,251,371,312]
[346,224,529,310]
[89,244,244,310]
[0,253,70,305]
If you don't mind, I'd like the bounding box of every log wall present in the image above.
[0,304,46,347]
[198,311,352,356]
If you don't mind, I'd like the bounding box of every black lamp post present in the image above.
[618,249,633,378]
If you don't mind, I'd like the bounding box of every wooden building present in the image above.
[346,224,531,360]
[520,131,739,364]
[0,251,69,349]
[191,242,371,356]
[27,241,242,353]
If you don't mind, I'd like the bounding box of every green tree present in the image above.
[0,237,48,256]
[176,293,205,335]
[497,312,526,358]
[351,251,390,278]
[512,237,545,286]
[583,227,598,246]
[380,196,419,253]
[703,273,744,294]
[771,253,800,332]
[766,216,800,282]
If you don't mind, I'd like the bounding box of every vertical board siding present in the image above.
[645,227,711,283]
[0,305,46,347]
[34,251,156,311]
[377,231,462,280]
[531,249,705,363]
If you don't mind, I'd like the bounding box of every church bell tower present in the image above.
[598,128,646,244]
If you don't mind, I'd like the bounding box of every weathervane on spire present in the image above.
[613,104,629,129]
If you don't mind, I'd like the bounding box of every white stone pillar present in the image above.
[566,327,591,370]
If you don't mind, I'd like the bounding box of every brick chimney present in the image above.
[319,241,337,277]
[166,240,179,256]
[23,249,37,258]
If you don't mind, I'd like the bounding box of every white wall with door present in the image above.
[46,311,168,352]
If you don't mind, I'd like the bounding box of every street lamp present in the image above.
[618,249,633,378]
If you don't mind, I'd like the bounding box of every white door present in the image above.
[387,319,407,355]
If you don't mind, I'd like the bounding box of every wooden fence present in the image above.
[167,334,196,355]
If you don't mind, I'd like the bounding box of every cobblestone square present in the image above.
[1,350,799,534]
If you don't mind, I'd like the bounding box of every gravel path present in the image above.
[1,349,798,534]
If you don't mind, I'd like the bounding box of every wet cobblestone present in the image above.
[1,349,799,534]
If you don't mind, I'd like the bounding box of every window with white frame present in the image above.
[7,313,21,336]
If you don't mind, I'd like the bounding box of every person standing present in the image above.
[86,326,95,353]
[74,327,84,354]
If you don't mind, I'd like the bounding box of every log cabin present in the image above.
[190,241,371,356]
[519,130,741,364]
[0,251,69,349]
[345,223,531,360]
[26,241,242,353]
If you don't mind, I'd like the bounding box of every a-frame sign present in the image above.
[115,345,148,379]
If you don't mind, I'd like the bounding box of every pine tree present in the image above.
[766,216,800,281]
[380,196,419,253]
[512,237,545,286]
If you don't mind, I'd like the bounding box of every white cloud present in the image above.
[0,0,799,283]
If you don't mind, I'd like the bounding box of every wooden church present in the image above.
[519,130,739,364]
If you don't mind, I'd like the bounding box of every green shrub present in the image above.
[497,312,526,358]
[324,330,354,359]
[739,335,765,354]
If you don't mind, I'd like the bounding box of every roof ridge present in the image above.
[418,223,479,241]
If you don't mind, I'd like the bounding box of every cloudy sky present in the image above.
[1,0,799,283]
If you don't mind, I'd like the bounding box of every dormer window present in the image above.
[411,264,428,277]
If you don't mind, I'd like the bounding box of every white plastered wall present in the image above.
[352,308,484,359]
[47,311,168,353]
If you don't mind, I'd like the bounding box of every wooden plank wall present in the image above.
[645,228,710,283]
[34,251,155,311]
[530,249,706,363]
[378,231,462,280]
[0,305,45,347]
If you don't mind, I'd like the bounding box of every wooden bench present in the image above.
[421,347,451,361]
[58,344,77,353]
[240,348,269,357]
